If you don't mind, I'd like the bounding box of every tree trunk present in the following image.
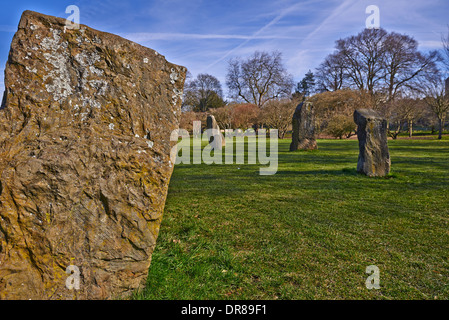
[408,120,413,138]
[438,118,443,140]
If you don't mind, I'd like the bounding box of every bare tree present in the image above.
[387,96,424,139]
[316,28,441,138]
[423,77,449,139]
[382,32,440,102]
[260,99,297,139]
[442,26,449,72]
[226,51,293,108]
[315,52,347,92]
[336,28,388,94]
[183,73,225,112]
[316,28,440,101]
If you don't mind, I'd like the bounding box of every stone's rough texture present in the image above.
[353,109,390,177]
[289,101,317,151]
[0,11,186,299]
[206,115,225,149]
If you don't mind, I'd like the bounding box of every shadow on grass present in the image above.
[277,168,358,176]
[276,167,401,179]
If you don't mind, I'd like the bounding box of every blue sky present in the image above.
[0,0,448,97]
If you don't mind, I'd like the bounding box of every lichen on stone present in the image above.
[0,10,187,300]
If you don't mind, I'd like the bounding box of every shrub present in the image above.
[325,114,356,139]
[260,99,297,139]
[179,111,207,134]
[211,103,260,130]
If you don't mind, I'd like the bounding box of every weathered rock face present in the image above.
[353,109,390,177]
[0,11,186,299]
[206,115,225,149]
[289,101,317,151]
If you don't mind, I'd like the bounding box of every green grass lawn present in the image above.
[132,137,449,300]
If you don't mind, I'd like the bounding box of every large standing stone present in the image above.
[289,101,317,151]
[206,115,225,149]
[0,11,186,299]
[353,109,390,177]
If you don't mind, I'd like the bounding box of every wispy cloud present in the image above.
[0,25,16,33]
[202,0,317,71]
[286,0,357,77]
[121,32,301,42]
[419,40,444,49]
[0,0,447,95]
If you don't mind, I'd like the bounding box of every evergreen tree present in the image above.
[296,70,315,97]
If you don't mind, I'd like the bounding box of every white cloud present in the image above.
[201,1,320,71]
[418,40,443,49]
[1,0,447,97]
[0,25,16,33]
[120,32,301,42]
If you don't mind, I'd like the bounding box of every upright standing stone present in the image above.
[0,11,186,299]
[206,115,225,149]
[353,109,390,177]
[289,101,317,151]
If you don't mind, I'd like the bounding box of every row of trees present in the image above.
[182,27,449,139]
[182,51,294,111]
[315,28,439,98]
[314,27,449,139]
[180,100,297,139]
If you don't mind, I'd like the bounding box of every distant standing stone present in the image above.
[289,101,317,151]
[353,109,390,177]
[206,115,225,149]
